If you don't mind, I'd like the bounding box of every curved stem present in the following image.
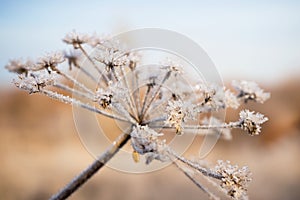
[41,89,134,123]
[49,133,131,200]
[58,72,94,96]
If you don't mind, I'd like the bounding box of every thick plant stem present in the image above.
[49,133,131,200]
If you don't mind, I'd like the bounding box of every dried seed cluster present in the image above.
[5,30,270,200]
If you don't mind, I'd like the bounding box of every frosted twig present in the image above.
[41,89,134,123]
[49,132,131,200]
[183,122,239,130]
[53,83,94,100]
[119,65,139,120]
[58,71,94,96]
[131,69,141,116]
[168,149,223,180]
[144,116,167,124]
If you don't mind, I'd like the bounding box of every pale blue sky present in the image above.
[1,0,300,85]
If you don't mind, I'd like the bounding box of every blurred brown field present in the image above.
[0,78,300,200]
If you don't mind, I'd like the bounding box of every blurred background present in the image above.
[0,0,299,199]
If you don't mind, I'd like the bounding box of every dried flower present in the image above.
[127,51,140,70]
[238,109,268,136]
[64,49,82,70]
[95,48,131,72]
[14,73,55,94]
[5,59,34,75]
[214,160,251,200]
[130,125,168,164]
[95,88,113,109]
[36,52,65,73]
[195,84,238,112]
[5,30,271,200]
[161,59,183,79]
[165,100,185,134]
[63,31,91,48]
[232,80,270,103]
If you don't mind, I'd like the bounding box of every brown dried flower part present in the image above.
[132,150,140,163]
[238,110,268,136]
[127,52,140,70]
[99,93,113,109]
[95,88,113,109]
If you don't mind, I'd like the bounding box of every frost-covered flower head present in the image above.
[5,30,270,200]
[36,52,65,73]
[165,100,185,134]
[161,58,183,75]
[64,49,82,70]
[5,59,34,75]
[63,31,91,48]
[130,125,168,164]
[194,83,240,113]
[14,72,56,94]
[95,48,131,72]
[214,160,252,200]
[232,80,270,103]
[238,110,268,136]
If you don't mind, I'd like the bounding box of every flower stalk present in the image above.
[50,133,131,200]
